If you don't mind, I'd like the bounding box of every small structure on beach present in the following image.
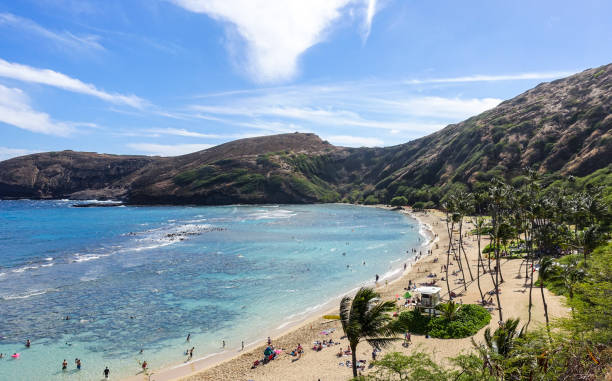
[414,286,442,315]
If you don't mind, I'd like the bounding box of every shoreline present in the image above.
[168,208,567,381]
[131,205,435,381]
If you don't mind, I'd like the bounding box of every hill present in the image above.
[0,63,610,205]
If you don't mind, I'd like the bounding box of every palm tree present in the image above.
[339,287,402,378]
[483,318,524,358]
[473,318,525,379]
[437,300,461,321]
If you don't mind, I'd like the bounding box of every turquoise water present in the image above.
[0,201,421,380]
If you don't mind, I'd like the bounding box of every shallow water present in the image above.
[0,201,421,380]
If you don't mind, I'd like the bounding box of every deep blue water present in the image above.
[0,200,421,380]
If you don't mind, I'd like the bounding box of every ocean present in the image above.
[0,200,423,380]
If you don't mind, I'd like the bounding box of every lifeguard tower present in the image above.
[414,286,442,315]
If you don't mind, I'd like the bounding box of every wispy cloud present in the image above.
[362,0,378,40]
[0,58,147,108]
[404,71,575,84]
[0,12,103,52]
[0,146,35,161]
[126,143,214,156]
[378,97,503,119]
[171,0,379,83]
[184,80,500,138]
[0,84,72,136]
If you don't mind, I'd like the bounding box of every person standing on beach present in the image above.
[222,340,225,348]
[103,366,110,378]
[25,339,30,348]
[375,274,379,282]
[76,358,81,370]
[62,359,68,371]
[241,341,244,350]
[267,336,271,345]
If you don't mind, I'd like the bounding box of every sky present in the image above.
[0,0,611,160]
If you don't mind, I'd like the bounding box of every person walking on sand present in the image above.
[103,366,110,378]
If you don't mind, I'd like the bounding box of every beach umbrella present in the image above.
[404,292,411,298]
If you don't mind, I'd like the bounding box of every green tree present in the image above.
[340,288,403,378]
[390,196,409,206]
[436,301,461,321]
[365,352,448,381]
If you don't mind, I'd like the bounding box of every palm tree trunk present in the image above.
[445,215,453,300]
[475,223,484,303]
[455,222,468,292]
[497,240,505,284]
[539,265,551,342]
[525,226,535,332]
[495,247,503,322]
[458,218,474,282]
[351,343,358,378]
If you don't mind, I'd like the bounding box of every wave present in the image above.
[12,265,38,273]
[2,288,55,300]
[72,254,105,263]
[247,209,296,220]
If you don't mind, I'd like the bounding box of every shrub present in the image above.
[390,196,409,206]
[364,195,380,205]
[398,304,491,339]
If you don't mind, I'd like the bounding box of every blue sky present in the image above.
[0,0,611,159]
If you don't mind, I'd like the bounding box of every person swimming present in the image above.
[25,339,30,348]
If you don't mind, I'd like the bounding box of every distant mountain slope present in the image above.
[0,63,610,204]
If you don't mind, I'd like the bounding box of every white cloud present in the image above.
[404,71,574,84]
[381,97,503,119]
[146,128,223,138]
[126,143,214,156]
[0,146,35,161]
[324,135,383,147]
[0,84,72,136]
[0,58,146,108]
[172,0,378,83]
[362,0,377,40]
[0,12,103,52]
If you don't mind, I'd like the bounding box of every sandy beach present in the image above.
[134,208,567,381]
